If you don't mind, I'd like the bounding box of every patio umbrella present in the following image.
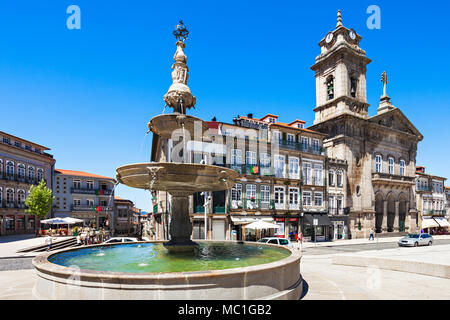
[243,220,280,230]
[40,218,68,224]
[62,217,84,224]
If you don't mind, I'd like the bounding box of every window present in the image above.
[336,170,343,187]
[302,191,311,206]
[302,163,312,185]
[3,137,10,144]
[297,123,304,129]
[313,139,320,152]
[400,160,405,176]
[313,164,323,186]
[0,187,2,202]
[314,192,323,206]
[86,180,94,190]
[329,196,335,214]
[17,164,25,178]
[245,151,257,166]
[28,166,35,180]
[6,189,14,204]
[17,190,25,204]
[288,157,299,179]
[14,141,21,148]
[301,136,308,147]
[246,184,257,202]
[73,179,81,189]
[268,239,278,244]
[231,149,242,166]
[73,199,81,206]
[6,161,14,176]
[337,196,343,213]
[327,76,334,100]
[274,187,285,209]
[287,134,295,144]
[350,77,357,98]
[0,159,3,174]
[260,153,270,167]
[87,199,94,206]
[231,184,242,201]
[375,155,382,173]
[289,188,299,208]
[274,155,285,178]
[328,170,335,186]
[272,130,281,141]
[37,168,44,182]
[260,185,270,203]
[388,157,394,175]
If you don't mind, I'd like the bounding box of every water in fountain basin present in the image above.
[48,242,291,273]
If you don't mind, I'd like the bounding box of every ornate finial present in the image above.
[337,10,343,27]
[381,71,388,97]
[173,20,189,42]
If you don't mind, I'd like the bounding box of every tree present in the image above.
[25,179,54,219]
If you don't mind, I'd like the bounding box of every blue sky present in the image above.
[1,1,449,210]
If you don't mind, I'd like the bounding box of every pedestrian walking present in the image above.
[46,235,53,251]
[369,228,374,241]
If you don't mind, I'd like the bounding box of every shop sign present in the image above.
[275,218,285,222]
[288,218,299,222]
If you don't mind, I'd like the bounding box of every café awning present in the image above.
[230,216,274,225]
[421,218,439,229]
[304,214,332,226]
[433,217,450,228]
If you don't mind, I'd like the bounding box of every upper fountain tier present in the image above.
[163,21,196,113]
[148,21,208,139]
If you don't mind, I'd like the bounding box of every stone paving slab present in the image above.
[332,244,450,279]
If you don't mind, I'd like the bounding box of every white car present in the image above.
[398,233,433,247]
[257,237,293,248]
[103,237,138,244]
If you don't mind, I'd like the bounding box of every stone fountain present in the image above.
[32,22,302,300]
[116,21,239,252]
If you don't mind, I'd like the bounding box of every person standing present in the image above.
[368,228,374,241]
[46,235,53,251]
[76,234,82,246]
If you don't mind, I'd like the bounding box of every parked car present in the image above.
[103,237,138,244]
[398,233,433,247]
[257,237,293,248]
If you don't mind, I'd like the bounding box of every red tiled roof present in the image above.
[259,114,279,121]
[55,169,116,181]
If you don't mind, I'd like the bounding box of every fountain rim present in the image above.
[116,162,240,171]
[33,240,300,280]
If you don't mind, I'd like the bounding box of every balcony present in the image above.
[416,186,433,192]
[278,140,325,155]
[372,172,415,186]
[71,188,113,195]
[71,205,113,212]
[422,209,446,217]
[328,208,344,215]
[0,173,45,185]
[1,201,28,209]
[229,197,275,211]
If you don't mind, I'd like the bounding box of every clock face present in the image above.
[325,32,334,44]
[349,30,356,40]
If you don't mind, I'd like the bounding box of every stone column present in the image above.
[382,201,388,232]
[164,191,198,252]
[394,201,399,232]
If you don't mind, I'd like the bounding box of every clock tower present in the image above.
[311,10,372,125]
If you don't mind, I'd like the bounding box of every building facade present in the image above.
[53,169,116,229]
[113,196,134,236]
[0,131,55,236]
[308,11,422,238]
[415,166,448,232]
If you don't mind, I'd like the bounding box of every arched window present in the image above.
[326,76,334,100]
[350,76,357,98]
[28,166,35,180]
[388,157,394,175]
[336,170,343,187]
[37,168,44,182]
[375,155,382,173]
[399,159,405,176]
[18,164,25,178]
[328,170,335,186]
[0,159,3,174]
[6,161,14,176]
[6,188,14,204]
[17,189,25,204]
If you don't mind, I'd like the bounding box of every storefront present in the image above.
[274,217,300,240]
[230,216,275,241]
[302,214,332,242]
[421,217,439,234]
[330,216,348,240]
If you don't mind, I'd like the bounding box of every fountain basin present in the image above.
[116,162,239,193]
[32,241,302,300]
[148,113,208,139]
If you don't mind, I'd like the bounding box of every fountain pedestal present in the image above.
[164,191,198,252]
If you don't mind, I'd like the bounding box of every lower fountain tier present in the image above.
[116,162,239,193]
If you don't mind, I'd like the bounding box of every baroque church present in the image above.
[309,11,423,237]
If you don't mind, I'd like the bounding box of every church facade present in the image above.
[308,11,423,238]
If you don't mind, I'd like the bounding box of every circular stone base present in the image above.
[163,240,199,253]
